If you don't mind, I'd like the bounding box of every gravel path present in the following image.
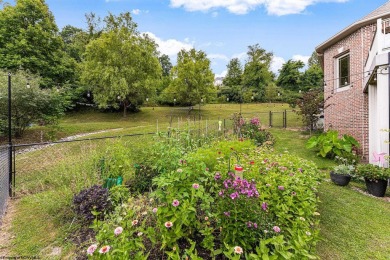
[16,128,123,155]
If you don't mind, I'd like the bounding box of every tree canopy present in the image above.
[223,58,243,87]
[242,44,274,101]
[80,12,161,116]
[276,59,305,91]
[163,48,215,106]
[0,0,75,87]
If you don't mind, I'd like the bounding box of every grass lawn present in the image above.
[2,104,390,259]
[3,103,300,145]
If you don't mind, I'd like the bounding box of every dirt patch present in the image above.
[0,198,17,256]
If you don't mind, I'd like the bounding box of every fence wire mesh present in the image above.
[0,145,9,219]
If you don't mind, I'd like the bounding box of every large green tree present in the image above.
[0,0,75,87]
[276,59,305,91]
[223,58,243,87]
[81,12,161,117]
[302,51,323,90]
[242,44,274,101]
[164,48,215,106]
[0,70,70,138]
[60,25,89,63]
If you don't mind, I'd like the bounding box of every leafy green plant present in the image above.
[126,164,159,194]
[356,164,390,181]
[240,117,275,146]
[306,130,359,160]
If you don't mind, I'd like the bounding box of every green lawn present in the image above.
[4,104,390,259]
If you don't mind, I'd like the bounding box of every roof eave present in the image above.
[316,14,390,54]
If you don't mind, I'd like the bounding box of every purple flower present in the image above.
[278,186,285,191]
[246,222,252,228]
[172,199,180,207]
[218,190,224,197]
[298,168,303,172]
[230,192,239,200]
[192,183,200,189]
[214,172,221,180]
[261,202,268,211]
[253,223,258,229]
[224,211,230,217]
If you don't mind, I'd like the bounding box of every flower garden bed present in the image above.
[73,129,321,259]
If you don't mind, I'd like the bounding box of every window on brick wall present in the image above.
[337,53,350,88]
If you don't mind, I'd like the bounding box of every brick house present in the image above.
[316,1,390,165]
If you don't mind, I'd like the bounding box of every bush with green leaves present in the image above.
[356,163,390,181]
[0,70,71,138]
[306,130,360,161]
[240,117,275,146]
[85,140,321,259]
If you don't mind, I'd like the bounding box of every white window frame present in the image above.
[335,52,351,91]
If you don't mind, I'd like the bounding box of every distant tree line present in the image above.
[0,0,324,137]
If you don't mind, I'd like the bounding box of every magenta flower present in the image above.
[289,173,294,177]
[253,223,258,229]
[230,192,239,200]
[152,207,158,213]
[273,226,281,233]
[224,211,230,217]
[261,202,268,211]
[214,172,221,180]
[192,183,200,189]
[114,226,123,236]
[172,199,180,207]
[87,244,97,256]
[278,186,285,190]
[218,190,224,197]
[298,168,303,172]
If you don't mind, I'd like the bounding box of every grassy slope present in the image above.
[6,104,390,259]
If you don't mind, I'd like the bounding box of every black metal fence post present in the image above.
[284,109,287,128]
[269,111,272,128]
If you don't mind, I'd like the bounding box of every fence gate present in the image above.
[0,145,10,219]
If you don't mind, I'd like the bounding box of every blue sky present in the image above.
[44,0,388,77]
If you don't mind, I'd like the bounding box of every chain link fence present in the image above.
[0,145,10,219]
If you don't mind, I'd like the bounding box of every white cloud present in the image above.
[292,54,310,66]
[271,56,285,74]
[170,0,349,15]
[208,54,229,61]
[145,32,193,56]
[232,52,247,61]
[132,9,141,15]
[215,70,227,78]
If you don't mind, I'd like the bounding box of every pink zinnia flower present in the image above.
[261,202,268,211]
[99,245,111,254]
[132,220,138,226]
[273,226,281,233]
[87,244,97,256]
[165,221,173,228]
[172,199,180,207]
[291,191,297,196]
[234,246,243,254]
[192,183,200,189]
[278,186,285,190]
[230,192,239,200]
[114,226,123,236]
[152,207,158,213]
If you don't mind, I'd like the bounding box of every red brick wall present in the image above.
[323,24,376,160]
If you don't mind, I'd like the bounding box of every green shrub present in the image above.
[306,130,359,161]
[356,163,390,181]
[240,117,275,146]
